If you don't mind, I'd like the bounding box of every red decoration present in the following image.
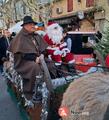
[105,54,109,68]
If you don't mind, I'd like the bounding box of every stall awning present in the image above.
[9,21,23,33]
[49,8,95,25]
[49,13,77,25]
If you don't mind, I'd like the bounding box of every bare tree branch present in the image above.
[22,0,54,25]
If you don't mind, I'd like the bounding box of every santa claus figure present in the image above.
[43,22,76,75]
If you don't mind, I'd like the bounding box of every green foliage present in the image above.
[95,26,109,58]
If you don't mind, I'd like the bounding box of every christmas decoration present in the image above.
[95,25,109,67]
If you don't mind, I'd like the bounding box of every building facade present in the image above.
[50,0,95,31]
[94,0,109,31]
[1,0,109,32]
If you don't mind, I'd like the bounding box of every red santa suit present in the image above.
[43,22,75,65]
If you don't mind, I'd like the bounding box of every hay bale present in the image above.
[60,72,109,120]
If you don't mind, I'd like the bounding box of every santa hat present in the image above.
[46,21,63,32]
[47,21,60,29]
[47,21,56,26]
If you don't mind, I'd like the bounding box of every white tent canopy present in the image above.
[9,21,23,33]
[8,21,46,36]
[35,30,46,36]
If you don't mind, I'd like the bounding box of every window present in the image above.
[56,7,63,14]
[67,0,73,12]
[86,0,94,7]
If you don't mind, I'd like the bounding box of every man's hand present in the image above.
[35,57,40,64]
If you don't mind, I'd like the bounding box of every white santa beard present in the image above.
[47,25,63,44]
[51,33,63,44]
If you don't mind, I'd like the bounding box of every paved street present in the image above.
[0,73,22,120]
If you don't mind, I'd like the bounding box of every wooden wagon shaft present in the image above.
[39,54,53,92]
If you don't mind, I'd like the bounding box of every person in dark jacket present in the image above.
[9,16,56,100]
[63,29,72,52]
[0,30,10,73]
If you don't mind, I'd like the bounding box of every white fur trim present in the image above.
[53,50,62,55]
[62,48,70,53]
[55,62,62,65]
[47,23,60,30]
[68,59,75,63]
[60,42,67,48]
[47,46,59,50]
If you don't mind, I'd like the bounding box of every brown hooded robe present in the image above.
[9,28,48,92]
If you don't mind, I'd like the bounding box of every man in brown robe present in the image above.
[8,16,49,99]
